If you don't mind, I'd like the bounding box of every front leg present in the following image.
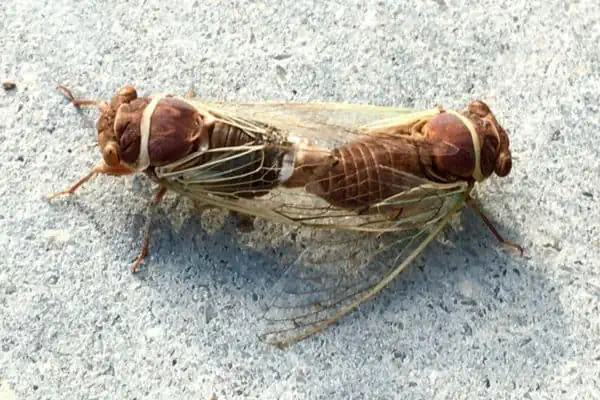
[466,197,524,256]
[47,160,134,200]
[131,186,168,273]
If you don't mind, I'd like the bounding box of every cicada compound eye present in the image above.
[495,150,512,177]
[102,141,121,167]
[111,86,138,108]
[468,100,492,118]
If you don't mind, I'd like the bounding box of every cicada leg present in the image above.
[131,186,168,273]
[47,160,134,200]
[467,199,524,255]
[56,84,105,108]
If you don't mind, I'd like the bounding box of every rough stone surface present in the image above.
[1,1,599,399]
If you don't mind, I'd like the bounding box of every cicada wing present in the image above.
[155,144,287,195]
[358,108,443,133]
[189,100,420,128]
[256,191,469,348]
[156,144,471,347]
[158,153,469,229]
[250,184,474,346]
[256,228,429,347]
[185,99,432,149]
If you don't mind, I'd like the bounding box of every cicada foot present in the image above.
[130,243,149,273]
[130,186,168,273]
[47,170,97,201]
[56,84,105,108]
[47,161,134,200]
[499,240,524,256]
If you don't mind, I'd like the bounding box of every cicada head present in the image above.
[468,100,512,179]
[422,100,513,183]
[95,85,139,167]
[96,86,207,171]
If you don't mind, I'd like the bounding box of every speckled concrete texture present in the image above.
[1,1,599,399]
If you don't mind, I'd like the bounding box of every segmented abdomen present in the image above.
[306,136,431,210]
[194,122,289,198]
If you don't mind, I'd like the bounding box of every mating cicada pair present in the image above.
[49,85,522,347]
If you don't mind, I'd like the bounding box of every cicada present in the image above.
[49,85,522,347]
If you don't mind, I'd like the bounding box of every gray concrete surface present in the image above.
[1,0,599,399]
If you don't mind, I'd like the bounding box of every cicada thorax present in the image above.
[303,100,513,212]
[95,88,205,171]
[421,100,513,183]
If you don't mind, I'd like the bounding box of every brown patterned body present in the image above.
[305,135,437,210]
[92,88,290,199]
[305,102,512,211]
[177,121,290,198]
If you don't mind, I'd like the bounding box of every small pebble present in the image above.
[5,284,17,295]
[2,81,16,90]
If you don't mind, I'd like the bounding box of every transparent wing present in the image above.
[158,162,470,230]
[218,186,469,347]
[154,144,287,196]
[158,166,469,346]
[185,99,443,149]
[255,199,463,347]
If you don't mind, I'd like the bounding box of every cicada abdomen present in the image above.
[302,135,442,211]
